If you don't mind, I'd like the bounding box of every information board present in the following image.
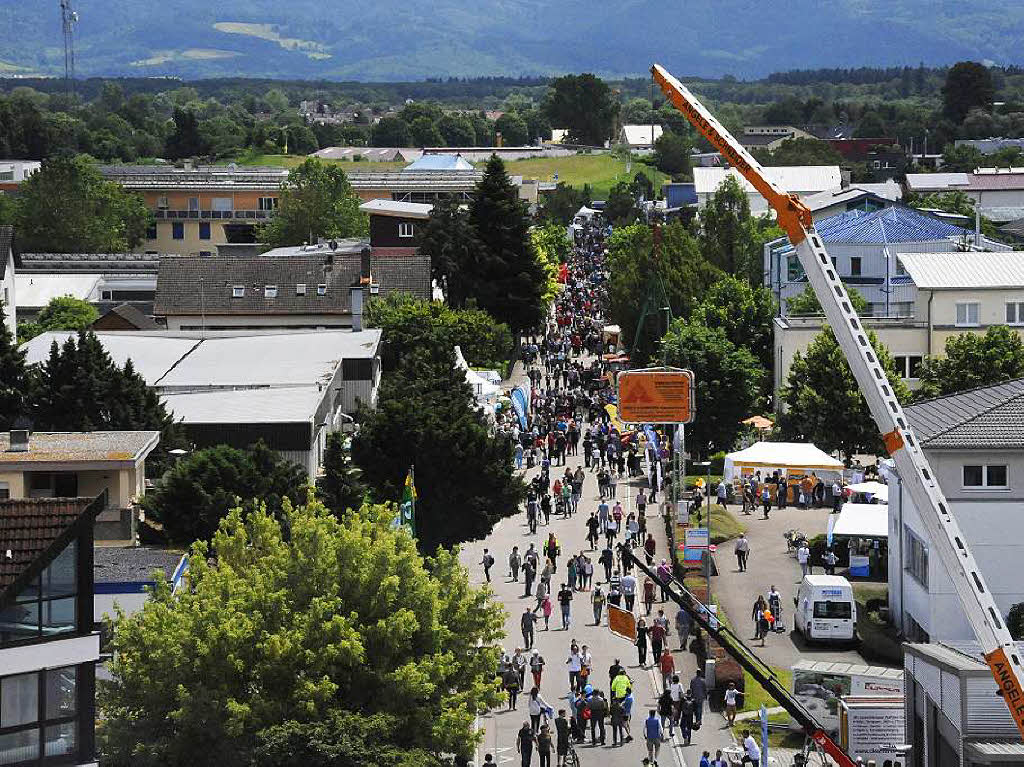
[617,369,695,424]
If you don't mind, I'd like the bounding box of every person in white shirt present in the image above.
[724,681,739,726]
[797,543,811,577]
[742,730,761,767]
[621,573,637,611]
[566,647,582,691]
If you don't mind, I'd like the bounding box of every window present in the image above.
[955,301,979,327]
[905,527,928,587]
[317,284,327,296]
[342,358,373,380]
[872,160,882,170]
[0,540,77,644]
[0,666,79,764]
[232,285,245,298]
[1006,301,1024,325]
[850,257,862,276]
[963,464,1008,488]
[212,197,232,212]
[895,258,906,276]
[0,482,8,501]
[813,601,852,619]
[893,355,924,380]
[398,222,415,238]
[156,195,169,209]
[0,170,13,181]
[188,196,199,211]
[786,255,803,281]
[264,285,278,298]
[198,222,211,240]
[258,197,278,211]
[296,283,306,295]
[171,222,184,240]
[146,222,157,240]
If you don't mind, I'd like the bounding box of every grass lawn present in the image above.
[852,582,888,603]
[493,153,668,197]
[739,666,793,715]
[731,711,805,748]
[685,505,745,545]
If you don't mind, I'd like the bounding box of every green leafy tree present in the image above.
[495,113,529,146]
[542,74,618,146]
[437,114,476,147]
[99,500,504,766]
[699,175,777,286]
[409,116,443,147]
[467,155,547,334]
[604,180,639,226]
[1008,603,1024,641]
[365,292,514,374]
[940,144,984,172]
[605,222,723,363]
[352,347,524,551]
[660,320,764,453]
[689,275,776,388]
[141,441,307,544]
[653,131,692,176]
[165,108,205,159]
[780,327,909,458]
[530,223,569,303]
[785,283,869,316]
[753,137,843,166]
[36,296,98,332]
[0,301,27,430]
[538,183,590,226]
[12,155,151,253]
[416,195,482,307]
[943,61,995,123]
[370,117,411,147]
[259,158,367,249]
[316,432,367,518]
[915,325,1024,400]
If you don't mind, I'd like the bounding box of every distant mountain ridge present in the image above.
[2,0,1023,81]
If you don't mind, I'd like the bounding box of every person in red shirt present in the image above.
[659,648,675,692]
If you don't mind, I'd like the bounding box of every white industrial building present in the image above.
[694,165,842,213]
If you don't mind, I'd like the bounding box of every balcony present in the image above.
[152,209,274,220]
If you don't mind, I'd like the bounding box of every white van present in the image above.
[793,575,857,642]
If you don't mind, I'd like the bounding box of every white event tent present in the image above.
[723,441,843,481]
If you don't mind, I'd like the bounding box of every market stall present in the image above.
[846,481,888,504]
[828,503,889,578]
[723,441,844,507]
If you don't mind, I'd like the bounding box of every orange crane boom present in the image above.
[652,62,1024,741]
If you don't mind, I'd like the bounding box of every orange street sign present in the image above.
[608,604,638,643]
[617,369,695,424]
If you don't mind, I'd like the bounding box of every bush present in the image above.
[1008,603,1024,640]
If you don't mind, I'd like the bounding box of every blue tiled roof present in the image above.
[816,206,969,244]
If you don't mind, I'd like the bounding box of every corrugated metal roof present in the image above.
[964,741,1024,760]
[21,331,201,384]
[162,386,322,424]
[359,199,433,219]
[898,250,1024,289]
[802,186,899,212]
[904,172,970,191]
[815,206,968,244]
[904,379,1024,449]
[403,154,474,171]
[694,165,842,196]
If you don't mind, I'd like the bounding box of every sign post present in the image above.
[616,368,695,426]
[607,604,638,643]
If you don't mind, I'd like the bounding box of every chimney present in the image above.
[360,246,371,283]
[8,430,29,453]
[350,286,364,332]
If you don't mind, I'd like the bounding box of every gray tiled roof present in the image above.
[904,379,1024,449]
[154,252,431,316]
[19,252,165,273]
[93,546,183,583]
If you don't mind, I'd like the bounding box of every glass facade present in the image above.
[0,542,77,645]
[0,667,78,765]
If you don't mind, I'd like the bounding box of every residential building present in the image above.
[619,125,663,152]
[887,380,1024,642]
[0,494,104,767]
[905,168,1024,223]
[90,304,161,331]
[20,330,383,479]
[764,205,1006,319]
[897,251,1024,355]
[360,199,432,249]
[904,640,1024,767]
[739,125,815,152]
[153,249,430,331]
[0,226,14,334]
[16,272,157,323]
[823,137,899,162]
[693,165,841,213]
[0,160,40,191]
[0,431,160,543]
[93,546,184,623]
[799,184,901,221]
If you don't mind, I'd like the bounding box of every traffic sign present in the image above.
[617,368,695,424]
[608,604,637,643]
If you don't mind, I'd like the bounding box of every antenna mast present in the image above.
[60,0,78,99]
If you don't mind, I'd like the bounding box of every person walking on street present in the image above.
[678,691,694,746]
[735,534,750,572]
[621,572,637,611]
[528,687,551,733]
[823,548,838,575]
[717,479,729,508]
[797,542,811,578]
[650,616,667,665]
[522,607,537,649]
[610,696,625,747]
[635,616,649,667]
[689,669,707,728]
[675,605,691,650]
[592,585,606,625]
[645,710,663,764]
[658,688,675,739]
[566,645,582,692]
[555,711,571,767]
[742,730,762,767]
[505,663,522,710]
[644,533,656,565]
[536,724,553,767]
[724,681,739,726]
[558,583,573,630]
[643,578,656,616]
[542,594,553,630]
[588,690,608,745]
[531,650,545,689]
[524,558,537,597]
[659,647,675,691]
[599,546,614,582]
[656,560,672,602]
[481,549,495,582]
[586,513,600,549]
[517,721,535,767]
[510,546,522,582]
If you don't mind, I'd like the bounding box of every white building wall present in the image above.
[1,247,14,334]
[888,448,1024,641]
[164,313,352,331]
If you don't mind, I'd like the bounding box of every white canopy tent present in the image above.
[454,346,501,405]
[830,503,889,539]
[847,481,889,503]
[723,441,843,481]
